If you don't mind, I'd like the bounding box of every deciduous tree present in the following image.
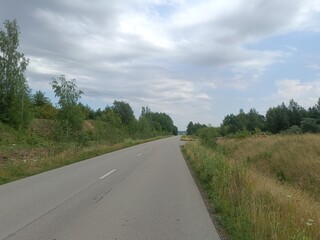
[112,100,135,125]
[0,19,31,129]
[51,75,84,139]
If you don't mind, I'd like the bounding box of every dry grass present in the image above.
[180,134,195,141]
[183,134,320,240]
[220,134,320,200]
[247,170,320,239]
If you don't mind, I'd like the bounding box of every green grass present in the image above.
[182,135,320,240]
[0,118,168,184]
[180,134,196,141]
[0,118,172,184]
[0,136,166,185]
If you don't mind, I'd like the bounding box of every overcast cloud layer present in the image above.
[1,0,320,130]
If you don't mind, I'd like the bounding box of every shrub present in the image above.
[197,127,218,148]
[281,125,302,134]
[300,118,320,133]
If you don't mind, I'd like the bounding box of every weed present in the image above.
[0,136,166,185]
[183,136,320,240]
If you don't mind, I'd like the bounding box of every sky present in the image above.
[1,0,320,130]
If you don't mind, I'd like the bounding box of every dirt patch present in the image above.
[84,120,95,131]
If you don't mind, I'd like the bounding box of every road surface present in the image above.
[0,136,221,240]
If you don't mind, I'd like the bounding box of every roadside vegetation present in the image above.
[0,120,168,184]
[183,135,320,240]
[0,19,177,184]
[182,95,320,239]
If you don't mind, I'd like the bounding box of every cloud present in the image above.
[274,79,320,107]
[1,0,320,129]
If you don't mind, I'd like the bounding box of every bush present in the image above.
[234,129,251,139]
[281,125,302,134]
[197,127,218,148]
[300,118,320,133]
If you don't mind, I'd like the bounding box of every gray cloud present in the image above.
[1,0,319,129]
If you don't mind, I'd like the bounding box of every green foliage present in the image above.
[308,98,320,121]
[287,99,307,126]
[32,90,50,106]
[112,100,135,125]
[32,91,57,119]
[136,116,154,139]
[98,107,123,128]
[197,127,218,148]
[221,108,265,136]
[234,129,251,138]
[300,118,320,133]
[51,75,84,139]
[218,99,319,136]
[0,19,31,129]
[184,138,320,240]
[51,75,83,107]
[186,121,207,135]
[281,125,302,134]
[266,100,308,134]
[8,89,33,130]
[221,114,238,134]
[86,120,126,144]
[173,126,178,135]
[0,121,18,144]
[139,106,177,136]
[78,103,95,120]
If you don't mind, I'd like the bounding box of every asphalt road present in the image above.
[0,136,221,240]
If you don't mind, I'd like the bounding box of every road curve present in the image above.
[0,136,221,240]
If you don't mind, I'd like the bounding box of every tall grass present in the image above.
[0,118,170,184]
[183,135,320,240]
[221,134,320,200]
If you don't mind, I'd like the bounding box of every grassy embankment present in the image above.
[182,134,320,240]
[0,120,167,185]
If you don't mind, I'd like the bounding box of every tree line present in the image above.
[0,19,177,141]
[187,98,320,140]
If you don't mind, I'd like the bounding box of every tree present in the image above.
[138,106,177,137]
[197,127,218,148]
[99,107,122,128]
[300,118,320,133]
[266,103,289,133]
[32,90,57,119]
[140,106,151,119]
[112,100,135,125]
[246,108,265,132]
[221,114,238,134]
[0,19,31,129]
[78,103,95,120]
[186,121,207,135]
[32,90,50,106]
[173,126,178,135]
[308,97,320,122]
[186,121,194,135]
[287,99,306,127]
[237,109,248,131]
[51,75,84,139]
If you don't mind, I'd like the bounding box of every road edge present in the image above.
[180,142,229,240]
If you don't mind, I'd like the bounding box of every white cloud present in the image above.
[274,79,320,107]
[28,56,62,76]
[2,0,320,129]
